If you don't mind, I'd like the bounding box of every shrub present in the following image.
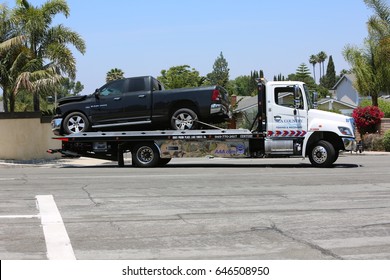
[360,99,390,118]
[363,133,384,151]
[383,130,390,152]
[352,106,384,135]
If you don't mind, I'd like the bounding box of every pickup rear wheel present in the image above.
[132,143,160,168]
[63,112,90,134]
[171,108,198,130]
[308,140,336,168]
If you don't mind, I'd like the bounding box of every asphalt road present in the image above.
[0,153,390,260]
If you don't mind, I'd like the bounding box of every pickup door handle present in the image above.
[138,94,146,98]
[113,97,121,101]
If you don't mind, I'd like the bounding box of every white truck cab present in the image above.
[262,81,356,166]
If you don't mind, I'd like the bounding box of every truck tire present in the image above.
[308,140,336,168]
[132,143,160,168]
[63,112,90,134]
[171,108,198,130]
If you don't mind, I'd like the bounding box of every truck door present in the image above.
[268,85,308,138]
[89,79,127,124]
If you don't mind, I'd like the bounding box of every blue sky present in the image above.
[3,0,378,94]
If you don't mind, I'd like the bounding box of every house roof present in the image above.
[332,74,356,90]
[234,96,258,112]
[317,97,356,109]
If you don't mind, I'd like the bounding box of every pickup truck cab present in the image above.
[52,76,230,135]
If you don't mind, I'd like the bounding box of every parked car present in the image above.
[52,76,230,135]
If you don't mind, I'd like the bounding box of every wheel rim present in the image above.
[137,146,154,164]
[67,116,86,133]
[312,146,328,164]
[174,113,194,130]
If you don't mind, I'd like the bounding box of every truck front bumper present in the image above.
[343,137,357,152]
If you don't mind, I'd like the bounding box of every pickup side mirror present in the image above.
[293,85,302,109]
[94,89,100,99]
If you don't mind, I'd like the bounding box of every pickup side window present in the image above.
[152,78,164,91]
[128,77,146,92]
[100,79,126,96]
[275,87,303,109]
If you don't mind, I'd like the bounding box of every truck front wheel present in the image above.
[308,140,336,168]
[132,143,160,167]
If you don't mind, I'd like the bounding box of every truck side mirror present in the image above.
[312,92,318,109]
[293,85,301,109]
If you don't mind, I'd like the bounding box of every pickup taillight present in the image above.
[212,89,221,101]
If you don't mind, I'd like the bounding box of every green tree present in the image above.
[56,78,84,99]
[295,63,312,81]
[322,55,336,89]
[106,68,124,82]
[158,65,206,89]
[207,51,230,88]
[10,0,86,112]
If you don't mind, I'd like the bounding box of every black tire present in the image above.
[63,112,90,135]
[132,143,160,168]
[170,108,198,130]
[308,140,336,168]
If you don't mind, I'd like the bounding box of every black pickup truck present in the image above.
[52,76,230,135]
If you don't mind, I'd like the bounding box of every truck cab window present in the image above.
[100,79,126,96]
[275,87,303,109]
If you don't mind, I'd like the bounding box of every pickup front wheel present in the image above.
[171,108,198,130]
[63,112,90,134]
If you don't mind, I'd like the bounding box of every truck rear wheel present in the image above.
[132,143,160,167]
[308,140,336,168]
[171,108,198,130]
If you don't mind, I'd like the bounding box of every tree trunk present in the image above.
[33,91,40,112]
[371,94,379,107]
[2,89,9,113]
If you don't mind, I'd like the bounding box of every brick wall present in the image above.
[380,118,390,134]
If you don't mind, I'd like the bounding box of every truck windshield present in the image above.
[303,84,314,110]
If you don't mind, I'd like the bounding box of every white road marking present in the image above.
[0,215,39,219]
[36,195,76,260]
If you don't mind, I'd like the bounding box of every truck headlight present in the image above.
[338,126,353,136]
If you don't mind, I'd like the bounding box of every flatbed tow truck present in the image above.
[48,79,357,168]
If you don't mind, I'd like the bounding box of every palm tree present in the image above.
[11,0,86,111]
[0,5,26,112]
[344,38,381,106]
[309,54,318,83]
[106,68,125,82]
[317,51,328,80]
[364,0,390,93]
[344,0,390,106]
